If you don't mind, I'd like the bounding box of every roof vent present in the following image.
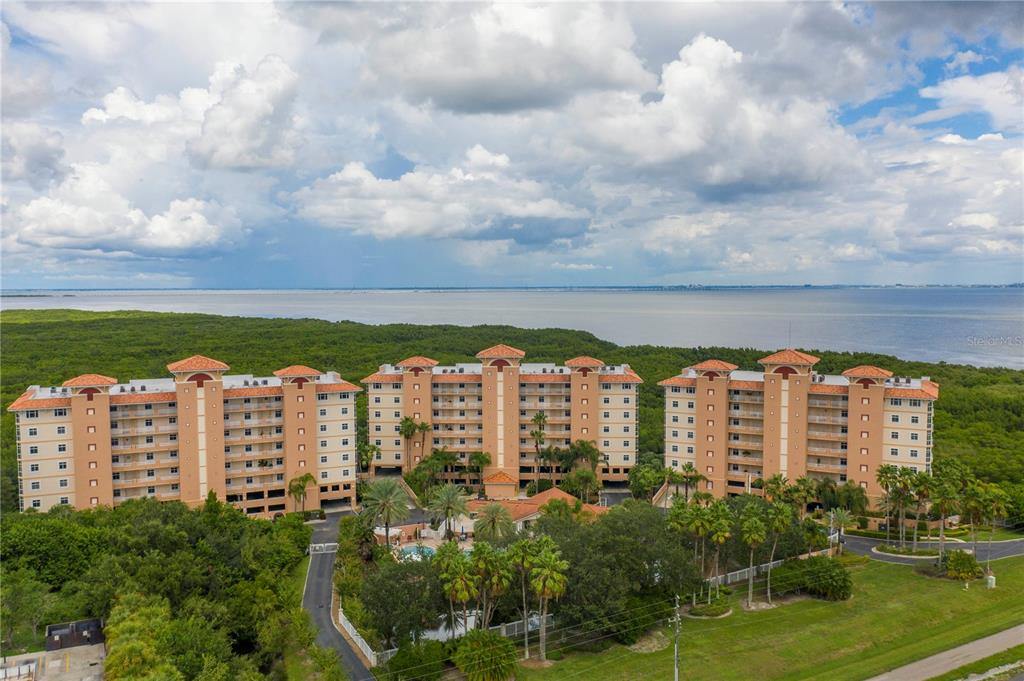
[262,379,268,385]
[130,386,136,392]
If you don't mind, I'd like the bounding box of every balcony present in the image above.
[807,445,846,455]
[728,394,764,404]
[113,474,180,489]
[806,430,847,442]
[224,432,284,445]
[729,409,764,419]
[808,399,846,409]
[728,437,763,449]
[807,414,847,425]
[111,407,177,419]
[110,424,179,436]
[110,440,178,453]
[112,458,178,470]
[224,417,282,428]
[728,425,763,435]
[806,460,848,472]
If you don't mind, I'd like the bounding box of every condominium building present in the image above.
[8,356,360,515]
[659,350,938,502]
[361,345,643,498]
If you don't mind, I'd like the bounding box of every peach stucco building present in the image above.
[9,356,360,515]
[659,349,939,502]
[361,345,643,498]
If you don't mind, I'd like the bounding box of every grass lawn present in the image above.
[517,557,1024,681]
[926,644,1024,681]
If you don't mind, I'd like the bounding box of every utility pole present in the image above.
[673,593,681,681]
[828,510,835,554]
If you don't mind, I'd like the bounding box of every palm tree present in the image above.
[983,483,1009,575]
[763,474,789,503]
[816,477,838,510]
[399,416,419,466]
[540,446,561,487]
[357,443,380,473]
[876,464,900,545]
[895,467,918,549]
[431,447,459,485]
[468,451,491,491]
[470,542,512,629]
[428,483,469,541]
[416,421,433,462]
[961,479,987,558]
[910,471,933,553]
[441,551,478,634]
[741,512,767,607]
[790,476,818,520]
[508,537,551,658]
[434,540,463,632]
[569,439,601,472]
[830,508,853,555]
[361,478,410,547]
[764,502,792,605]
[474,503,515,544]
[679,462,705,502]
[837,481,869,516]
[287,472,315,513]
[530,411,548,474]
[530,548,569,662]
[930,478,960,562]
[708,501,734,602]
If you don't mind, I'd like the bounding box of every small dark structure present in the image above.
[45,618,104,651]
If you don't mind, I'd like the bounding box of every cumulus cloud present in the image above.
[570,35,865,193]
[1,122,67,189]
[919,66,1024,131]
[291,146,588,240]
[347,4,655,113]
[551,262,610,271]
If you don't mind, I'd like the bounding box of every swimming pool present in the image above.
[398,546,436,560]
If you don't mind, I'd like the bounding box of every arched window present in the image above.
[773,366,797,378]
[188,373,214,387]
[293,377,309,387]
[80,387,100,401]
[491,359,510,370]
[703,371,720,379]
[856,378,874,388]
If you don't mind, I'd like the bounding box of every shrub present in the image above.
[386,640,446,681]
[546,649,564,661]
[877,545,939,557]
[946,551,983,583]
[453,630,517,681]
[526,479,554,496]
[612,596,671,644]
[857,516,869,530]
[770,557,852,601]
[690,597,731,617]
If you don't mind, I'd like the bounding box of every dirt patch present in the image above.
[629,629,670,653]
[519,658,556,670]
[743,594,811,611]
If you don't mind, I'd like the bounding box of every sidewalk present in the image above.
[866,624,1024,681]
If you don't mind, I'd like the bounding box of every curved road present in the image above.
[302,511,373,681]
[843,534,1024,565]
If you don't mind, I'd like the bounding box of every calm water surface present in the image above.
[3,288,1022,368]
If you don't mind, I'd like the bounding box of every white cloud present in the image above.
[551,262,609,271]
[919,66,1024,131]
[1,122,67,189]
[291,146,587,240]
[945,50,985,75]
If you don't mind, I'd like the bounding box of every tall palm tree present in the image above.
[508,536,552,659]
[830,508,853,555]
[287,472,315,513]
[764,501,792,604]
[361,478,410,547]
[470,542,513,629]
[741,512,767,607]
[358,443,380,474]
[910,471,933,553]
[930,478,960,562]
[961,479,987,558]
[431,447,459,485]
[441,551,478,634]
[530,548,569,662]
[416,421,432,462]
[708,501,734,601]
[474,503,515,544]
[876,464,900,544]
[791,476,818,520]
[895,467,918,549]
[530,410,548,475]
[399,416,419,466]
[428,483,469,541]
[983,483,1009,575]
[541,446,561,487]
[467,451,491,490]
[837,481,869,516]
[679,462,704,502]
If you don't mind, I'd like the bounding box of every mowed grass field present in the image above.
[517,557,1024,681]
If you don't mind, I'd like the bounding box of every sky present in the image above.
[1,2,1022,289]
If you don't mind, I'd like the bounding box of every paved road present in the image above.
[843,535,1024,565]
[866,623,1024,681]
[302,512,373,681]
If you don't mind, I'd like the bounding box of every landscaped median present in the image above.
[873,545,943,559]
[515,557,1024,681]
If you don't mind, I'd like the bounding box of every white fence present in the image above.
[0,662,36,680]
[340,606,552,668]
[708,533,839,587]
[309,543,338,554]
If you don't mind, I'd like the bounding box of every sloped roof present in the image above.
[8,391,71,411]
[757,349,820,366]
[658,376,696,388]
[361,372,403,383]
[61,373,118,387]
[166,355,230,373]
[841,365,894,379]
[689,359,738,372]
[396,356,439,368]
[565,356,604,368]
[273,365,321,377]
[483,471,517,485]
[476,344,526,359]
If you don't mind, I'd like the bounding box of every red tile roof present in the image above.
[316,382,362,394]
[520,374,570,383]
[484,471,517,485]
[224,387,282,398]
[657,376,696,388]
[758,349,820,366]
[466,499,543,522]
[273,365,321,377]
[434,374,482,383]
[476,344,526,359]
[841,365,894,379]
[689,359,738,372]
[166,355,230,372]
[809,384,848,395]
[730,380,764,390]
[62,373,118,387]
[361,372,403,384]
[598,369,644,384]
[886,380,940,400]
[396,356,439,368]
[7,391,71,411]
[565,356,604,368]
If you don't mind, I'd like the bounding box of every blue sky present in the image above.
[1,2,1021,289]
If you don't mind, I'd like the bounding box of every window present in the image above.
[54,408,67,417]
[57,426,66,435]
[30,481,40,490]
[910,449,919,458]
[25,410,38,419]
[320,409,327,416]
[910,399,922,407]
[890,415,899,423]
[890,398,902,406]
[319,424,327,433]
[911,416,919,424]
[59,479,69,488]
[890,448,898,456]
[58,461,67,470]
[58,444,67,453]
[32,500,41,508]
[27,428,37,436]
[320,471,328,480]
[29,463,39,472]
[910,432,919,441]
[891,432,899,440]
[28,446,38,455]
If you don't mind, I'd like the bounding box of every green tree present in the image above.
[440,550,477,634]
[910,471,934,553]
[708,502,734,601]
[740,512,767,607]
[530,411,548,479]
[876,464,900,544]
[398,416,419,466]
[467,451,492,490]
[361,478,410,547]
[678,462,706,503]
[361,558,442,648]
[764,502,793,605]
[453,629,517,681]
[530,547,569,662]
[358,443,380,472]
[829,508,853,556]
[0,567,53,648]
[427,484,469,541]
[562,468,601,503]
[507,536,552,659]
[473,503,515,545]
[470,542,512,629]
[628,463,665,500]
[981,482,1009,575]
[836,481,869,515]
[287,472,316,514]
[568,439,602,472]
